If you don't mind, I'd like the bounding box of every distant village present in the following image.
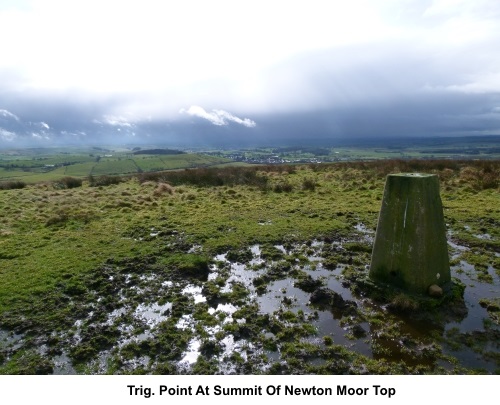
[204,151,342,165]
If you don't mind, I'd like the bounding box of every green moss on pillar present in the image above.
[369,173,451,294]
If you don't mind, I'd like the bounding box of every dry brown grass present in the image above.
[153,182,175,197]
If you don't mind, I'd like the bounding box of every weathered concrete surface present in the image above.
[369,173,451,294]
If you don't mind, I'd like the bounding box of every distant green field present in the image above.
[0,166,68,183]
[63,162,96,177]
[90,158,138,176]
[133,156,170,172]
[0,150,232,184]
[0,155,95,168]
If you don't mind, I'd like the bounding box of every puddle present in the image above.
[188,245,203,253]
[180,338,201,364]
[447,261,499,333]
[274,245,287,254]
[134,302,172,327]
[250,245,261,256]
[257,279,305,314]
[355,223,373,234]
[208,303,238,317]
[448,240,470,258]
[176,314,196,330]
[52,352,78,375]
[258,220,272,226]
[182,285,206,303]
[0,330,24,358]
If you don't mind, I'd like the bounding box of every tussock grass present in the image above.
[53,177,83,189]
[153,182,175,196]
[138,166,269,189]
[0,180,26,190]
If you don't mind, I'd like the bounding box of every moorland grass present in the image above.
[0,159,498,374]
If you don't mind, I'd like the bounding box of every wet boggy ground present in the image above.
[1,225,498,375]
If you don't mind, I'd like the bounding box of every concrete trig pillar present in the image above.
[369,173,451,294]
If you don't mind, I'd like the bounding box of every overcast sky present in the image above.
[1,0,500,146]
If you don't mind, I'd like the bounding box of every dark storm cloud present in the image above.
[1,85,499,147]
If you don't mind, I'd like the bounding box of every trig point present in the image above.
[369,173,451,294]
